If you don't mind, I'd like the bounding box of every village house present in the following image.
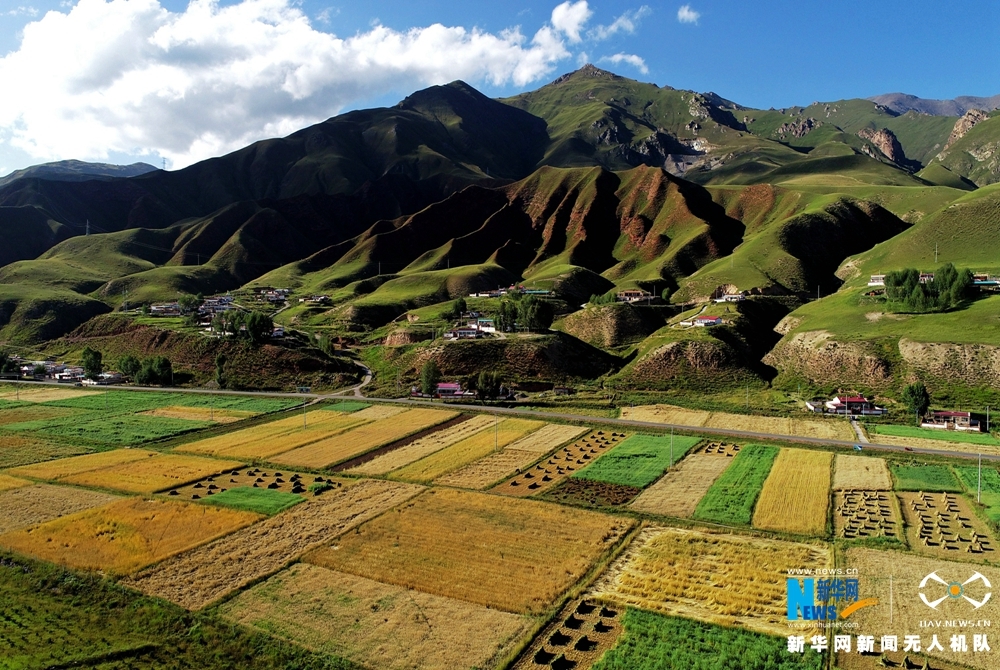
[921,410,982,432]
[616,289,652,303]
[150,302,181,316]
[713,293,745,303]
[444,326,482,340]
[806,395,887,416]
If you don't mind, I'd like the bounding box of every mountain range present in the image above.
[1,65,999,402]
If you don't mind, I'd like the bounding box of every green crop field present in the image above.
[693,444,779,525]
[891,464,963,492]
[872,424,1000,446]
[572,434,702,488]
[46,391,299,415]
[954,466,1000,523]
[0,552,357,670]
[203,487,305,516]
[4,414,211,446]
[592,609,823,670]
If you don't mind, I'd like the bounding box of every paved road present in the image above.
[7,378,998,463]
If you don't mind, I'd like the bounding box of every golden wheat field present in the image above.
[870,433,1000,456]
[347,415,495,475]
[504,424,590,453]
[140,406,253,423]
[833,454,892,490]
[221,563,532,670]
[752,448,833,535]
[434,449,543,490]
[0,497,261,575]
[125,478,425,610]
[620,404,855,440]
[271,408,459,469]
[0,473,30,491]
[304,488,633,615]
[589,526,830,636]
[8,448,158,481]
[629,442,739,517]
[844,547,1000,670]
[494,431,626,497]
[0,387,93,403]
[60,453,244,494]
[0,484,121,534]
[175,410,372,459]
[388,418,543,483]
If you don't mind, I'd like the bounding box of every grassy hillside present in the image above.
[930,111,1000,186]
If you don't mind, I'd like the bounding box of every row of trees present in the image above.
[211,311,274,344]
[494,295,554,333]
[884,264,974,313]
[119,354,174,386]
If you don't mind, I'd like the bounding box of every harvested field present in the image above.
[629,442,740,517]
[511,598,624,670]
[693,444,778,525]
[620,404,855,440]
[125,478,424,610]
[752,448,833,535]
[60,453,244,495]
[0,497,260,575]
[589,526,831,637]
[434,449,542,489]
[304,488,633,615]
[0,433,92,469]
[845,547,1000,670]
[388,418,543,483]
[494,431,626,497]
[350,404,408,420]
[832,454,892,490]
[271,408,458,469]
[573,434,702,488]
[834,490,901,540]
[0,484,120,534]
[175,409,372,460]
[168,465,319,501]
[346,414,495,475]
[0,473,30,491]
[0,387,92,403]
[873,432,1000,456]
[505,423,590,453]
[8,448,158,481]
[899,491,997,560]
[140,405,253,423]
[222,563,531,670]
[542,478,641,507]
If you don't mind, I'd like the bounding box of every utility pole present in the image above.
[303,403,307,429]
[988,405,991,434]
[935,243,938,264]
[669,428,674,469]
[85,220,90,236]
[494,414,499,452]
[978,452,983,504]
[746,382,750,410]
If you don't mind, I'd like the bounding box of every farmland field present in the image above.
[954,465,1000,522]
[0,497,261,575]
[572,434,702,488]
[40,390,300,415]
[346,414,495,475]
[126,478,424,610]
[0,432,93,468]
[60,453,245,495]
[221,563,531,670]
[505,423,590,453]
[203,487,304,515]
[304,488,633,615]
[140,405,253,423]
[833,490,901,540]
[891,463,963,491]
[0,386,93,403]
[845,547,1000,670]
[434,448,544,489]
[589,526,831,637]
[898,491,997,560]
[832,454,892,490]
[872,423,1000,446]
[871,427,1000,456]
[388,418,543,483]
[8,448,158,480]
[619,404,854,440]
[693,444,779,525]
[0,403,81,426]
[542,477,641,507]
[0,473,29,491]
[630,442,740,517]
[271,408,459,468]
[4,413,212,446]
[591,609,823,670]
[170,466,315,500]
[0,484,121,534]
[752,448,833,535]
[511,597,625,670]
[495,431,626,497]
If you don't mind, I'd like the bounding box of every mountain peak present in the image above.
[550,64,626,86]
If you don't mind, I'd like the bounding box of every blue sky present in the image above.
[0,0,997,174]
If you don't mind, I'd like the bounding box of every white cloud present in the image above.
[591,5,651,40]
[315,6,337,24]
[0,0,578,169]
[677,4,700,24]
[601,52,648,74]
[6,6,39,17]
[550,0,591,43]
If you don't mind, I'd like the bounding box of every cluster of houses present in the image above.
[410,381,514,400]
[868,272,1000,288]
[615,289,652,303]
[679,315,725,327]
[444,316,496,340]
[806,395,888,416]
[468,285,552,299]
[248,287,290,304]
[921,410,983,432]
[4,359,125,385]
[298,295,331,305]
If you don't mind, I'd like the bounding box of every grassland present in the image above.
[126,479,424,610]
[873,424,1000,446]
[752,449,833,535]
[347,414,495,475]
[203,487,304,515]
[832,454,892,490]
[272,408,458,468]
[389,418,543,483]
[221,563,531,670]
[619,404,854,440]
[891,463,963,491]
[590,526,830,637]
[572,434,702,488]
[0,498,261,575]
[693,444,779,525]
[61,453,244,494]
[630,442,739,517]
[592,609,823,670]
[304,488,632,615]
[0,484,121,534]
[954,465,1000,522]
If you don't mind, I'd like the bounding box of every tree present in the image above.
[661,288,672,302]
[245,311,273,345]
[32,364,47,377]
[519,295,554,332]
[118,355,141,380]
[885,263,973,313]
[495,300,519,332]
[901,382,931,420]
[420,359,441,396]
[215,353,227,389]
[476,370,503,401]
[178,294,201,314]
[134,356,173,386]
[81,347,103,380]
[449,297,468,319]
[0,351,17,374]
